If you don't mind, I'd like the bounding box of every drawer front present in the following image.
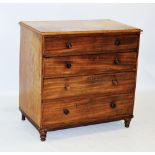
[43,72,136,100]
[43,52,137,78]
[44,35,139,56]
[42,94,134,128]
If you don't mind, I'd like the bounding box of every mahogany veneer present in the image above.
[19,19,142,141]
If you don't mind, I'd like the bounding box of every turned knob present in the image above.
[66,42,72,49]
[112,79,118,86]
[110,101,116,109]
[65,62,72,69]
[63,108,69,115]
[64,84,70,90]
[115,38,121,46]
[114,57,120,65]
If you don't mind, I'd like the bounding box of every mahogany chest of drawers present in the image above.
[19,19,142,141]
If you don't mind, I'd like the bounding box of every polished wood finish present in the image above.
[44,35,139,56]
[42,93,134,129]
[20,19,142,35]
[39,129,47,141]
[43,52,137,78]
[19,19,142,141]
[43,72,135,100]
[19,26,42,126]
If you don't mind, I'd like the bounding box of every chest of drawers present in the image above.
[19,19,142,141]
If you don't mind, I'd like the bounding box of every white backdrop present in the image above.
[0,3,155,151]
[0,3,155,94]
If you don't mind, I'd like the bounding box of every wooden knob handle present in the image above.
[66,42,72,49]
[114,57,120,65]
[110,102,116,109]
[65,62,72,69]
[112,79,118,86]
[64,84,70,90]
[63,108,69,115]
[115,38,121,46]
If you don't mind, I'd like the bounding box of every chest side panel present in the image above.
[19,26,42,127]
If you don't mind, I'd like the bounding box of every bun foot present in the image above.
[124,118,131,128]
[21,114,25,121]
[39,129,47,141]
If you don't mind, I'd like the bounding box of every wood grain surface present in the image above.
[43,72,136,100]
[19,19,141,140]
[44,34,139,56]
[19,26,42,127]
[42,93,134,129]
[43,52,137,78]
[19,19,142,35]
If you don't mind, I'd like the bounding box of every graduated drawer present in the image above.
[42,94,134,128]
[43,72,136,100]
[43,52,137,78]
[43,35,139,56]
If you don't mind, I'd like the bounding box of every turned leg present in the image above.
[124,118,131,128]
[21,113,25,121]
[39,129,47,141]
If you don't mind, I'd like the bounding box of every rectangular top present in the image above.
[20,19,142,35]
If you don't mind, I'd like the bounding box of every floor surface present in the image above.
[0,91,155,151]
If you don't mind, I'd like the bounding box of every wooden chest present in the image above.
[19,19,142,141]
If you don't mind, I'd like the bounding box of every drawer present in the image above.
[43,72,136,100]
[44,35,139,56]
[42,94,134,128]
[43,52,137,78]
